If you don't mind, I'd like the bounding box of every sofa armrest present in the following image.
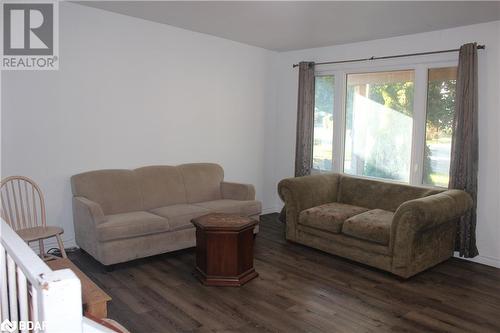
[72,196,107,257]
[221,182,255,201]
[73,196,106,226]
[391,190,473,271]
[392,189,472,235]
[277,174,340,240]
[278,174,340,214]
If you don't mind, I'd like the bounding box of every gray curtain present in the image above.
[449,43,479,257]
[294,62,316,177]
[279,61,315,223]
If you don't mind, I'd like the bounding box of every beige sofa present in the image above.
[278,173,473,278]
[71,163,261,266]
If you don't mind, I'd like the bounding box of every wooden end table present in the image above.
[47,258,111,318]
[191,213,258,286]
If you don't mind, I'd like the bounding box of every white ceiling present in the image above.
[77,1,500,51]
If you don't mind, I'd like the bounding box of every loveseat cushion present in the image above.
[299,203,369,234]
[135,166,187,210]
[97,211,170,242]
[194,199,261,217]
[71,170,143,215]
[178,163,224,203]
[338,175,441,212]
[150,204,210,231]
[342,209,394,245]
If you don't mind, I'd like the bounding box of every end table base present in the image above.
[194,267,258,287]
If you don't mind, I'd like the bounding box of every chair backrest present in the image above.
[0,176,46,231]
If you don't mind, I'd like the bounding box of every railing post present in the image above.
[1,219,112,333]
[37,269,83,333]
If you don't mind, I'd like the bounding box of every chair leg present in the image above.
[39,239,46,259]
[56,234,67,258]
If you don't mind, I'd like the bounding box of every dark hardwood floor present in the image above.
[69,214,500,333]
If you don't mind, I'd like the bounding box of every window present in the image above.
[312,62,457,188]
[313,75,334,171]
[423,67,457,187]
[344,70,415,182]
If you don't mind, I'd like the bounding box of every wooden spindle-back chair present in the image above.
[0,176,67,260]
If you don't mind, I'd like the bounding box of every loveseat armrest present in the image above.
[73,196,106,226]
[391,189,473,277]
[392,189,472,235]
[221,182,256,201]
[72,196,107,259]
[277,174,340,240]
[278,174,340,215]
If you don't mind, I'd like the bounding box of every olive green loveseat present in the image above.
[278,173,472,278]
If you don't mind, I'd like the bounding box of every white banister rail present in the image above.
[0,219,112,333]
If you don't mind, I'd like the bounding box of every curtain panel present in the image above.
[279,61,315,223]
[294,62,316,177]
[449,43,479,258]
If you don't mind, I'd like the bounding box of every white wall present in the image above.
[1,3,277,248]
[268,20,500,267]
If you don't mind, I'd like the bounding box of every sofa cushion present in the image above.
[150,204,210,231]
[338,175,442,212]
[342,209,394,245]
[194,199,261,217]
[178,163,224,203]
[135,166,187,210]
[71,170,143,215]
[97,211,169,242]
[299,203,369,234]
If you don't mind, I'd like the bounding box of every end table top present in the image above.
[191,213,258,231]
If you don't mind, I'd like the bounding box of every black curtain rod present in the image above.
[292,44,485,68]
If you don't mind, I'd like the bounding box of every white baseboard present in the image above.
[455,253,500,268]
[29,236,77,253]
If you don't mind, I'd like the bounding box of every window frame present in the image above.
[313,53,458,188]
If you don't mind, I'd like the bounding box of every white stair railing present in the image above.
[0,219,113,333]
